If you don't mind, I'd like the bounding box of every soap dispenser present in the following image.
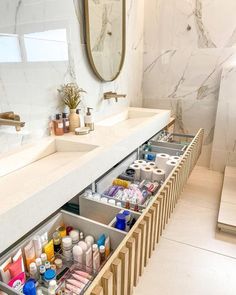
[84,107,94,131]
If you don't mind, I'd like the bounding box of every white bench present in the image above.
[218,166,236,233]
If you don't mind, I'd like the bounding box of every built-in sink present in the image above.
[0,138,98,177]
[97,108,158,127]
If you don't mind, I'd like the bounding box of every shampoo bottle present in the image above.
[84,107,94,131]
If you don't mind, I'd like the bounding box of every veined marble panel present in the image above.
[143,0,236,166]
[210,66,236,172]
[0,0,144,154]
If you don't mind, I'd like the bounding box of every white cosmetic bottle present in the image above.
[84,107,94,131]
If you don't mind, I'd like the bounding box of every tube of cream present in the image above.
[74,270,92,280]
[43,240,54,262]
[92,252,100,273]
[66,283,81,294]
[24,241,36,271]
[33,236,42,258]
[66,279,85,289]
[85,247,92,273]
[72,274,89,284]
[0,257,11,283]
[104,236,110,258]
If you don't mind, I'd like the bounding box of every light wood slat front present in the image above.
[144,213,151,266]
[102,271,113,295]
[91,285,104,295]
[126,237,135,295]
[138,220,146,276]
[157,195,164,237]
[133,228,141,286]
[148,207,155,257]
[153,200,160,245]
[119,247,129,295]
[111,258,122,295]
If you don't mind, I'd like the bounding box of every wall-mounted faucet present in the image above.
[0,112,25,131]
[104,91,127,102]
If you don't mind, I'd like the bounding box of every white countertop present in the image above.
[0,107,170,253]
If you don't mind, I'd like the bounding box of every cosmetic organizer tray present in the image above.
[0,210,126,295]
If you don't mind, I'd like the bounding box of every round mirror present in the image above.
[84,0,126,82]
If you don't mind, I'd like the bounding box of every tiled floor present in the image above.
[134,166,236,295]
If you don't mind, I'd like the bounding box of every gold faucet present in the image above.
[0,112,25,131]
[104,91,127,102]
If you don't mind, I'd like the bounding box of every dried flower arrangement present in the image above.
[58,83,86,109]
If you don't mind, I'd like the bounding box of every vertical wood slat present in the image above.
[91,285,104,295]
[126,237,135,295]
[144,213,151,266]
[111,258,122,295]
[119,247,129,295]
[153,200,160,245]
[148,207,155,258]
[157,195,164,237]
[133,228,141,286]
[102,271,113,295]
[160,191,167,230]
[138,220,146,276]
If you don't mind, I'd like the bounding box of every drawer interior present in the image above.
[0,210,125,294]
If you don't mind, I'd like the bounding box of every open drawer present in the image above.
[0,210,126,295]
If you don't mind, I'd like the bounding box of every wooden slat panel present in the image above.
[133,228,141,286]
[111,258,122,295]
[138,220,146,276]
[102,271,113,295]
[91,285,104,295]
[119,247,129,295]
[126,237,135,295]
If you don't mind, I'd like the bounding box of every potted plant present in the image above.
[58,83,86,132]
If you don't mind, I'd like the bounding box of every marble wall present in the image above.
[143,0,236,166]
[210,66,236,172]
[0,0,144,154]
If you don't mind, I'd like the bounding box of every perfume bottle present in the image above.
[62,113,70,133]
[53,114,64,136]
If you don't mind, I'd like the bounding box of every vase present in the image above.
[69,109,80,132]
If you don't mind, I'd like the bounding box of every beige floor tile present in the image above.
[163,199,236,258]
[180,166,223,210]
[134,239,236,295]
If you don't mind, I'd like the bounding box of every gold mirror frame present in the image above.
[84,0,126,82]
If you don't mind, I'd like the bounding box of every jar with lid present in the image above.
[62,236,73,261]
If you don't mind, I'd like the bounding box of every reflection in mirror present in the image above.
[0,29,68,63]
[85,0,125,82]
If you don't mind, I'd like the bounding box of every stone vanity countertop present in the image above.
[0,107,170,253]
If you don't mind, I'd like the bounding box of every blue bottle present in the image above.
[23,279,36,295]
[115,213,126,231]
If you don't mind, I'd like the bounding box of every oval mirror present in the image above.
[84,0,126,82]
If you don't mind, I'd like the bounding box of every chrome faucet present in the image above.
[104,91,127,102]
[0,112,25,131]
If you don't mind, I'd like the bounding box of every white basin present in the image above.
[0,138,98,177]
[97,109,158,127]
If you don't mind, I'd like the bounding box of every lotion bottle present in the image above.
[84,107,94,131]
